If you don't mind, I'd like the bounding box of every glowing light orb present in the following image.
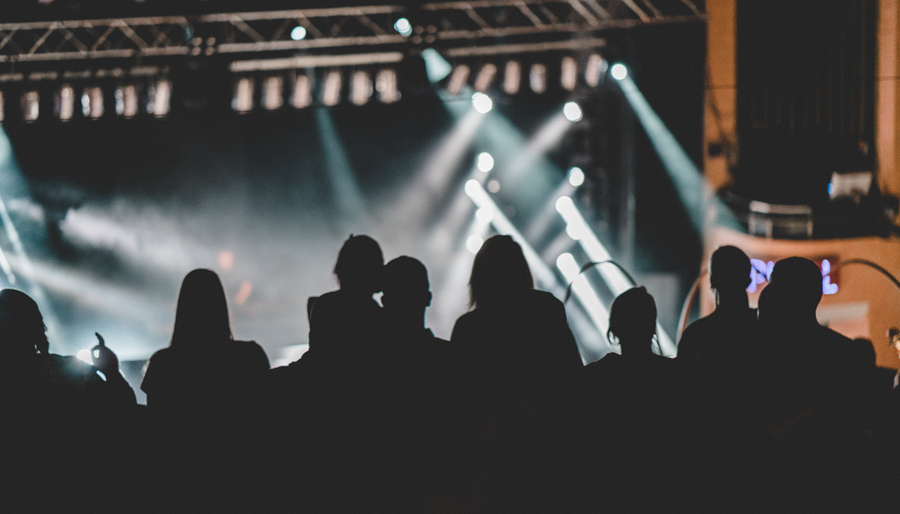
[394,18,412,37]
[477,152,494,172]
[476,207,494,223]
[472,92,493,114]
[568,167,585,187]
[290,26,307,41]
[563,101,583,122]
[611,64,628,80]
[466,234,484,254]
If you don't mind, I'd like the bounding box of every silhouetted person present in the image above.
[450,235,581,513]
[0,288,135,410]
[585,286,675,397]
[0,288,135,511]
[754,258,884,511]
[366,256,453,511]
[678,245,757,363]
[306,234,385,360]
[450,234,581,375]
[382,255,447,348]
[580,287,679,512]
[141,269,269,415]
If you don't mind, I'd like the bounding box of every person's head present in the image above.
[709,246,751,298]
[382,256,432,326]
[0,288,49,359]
[333,234,384,295]
[171,269,232,348]
[382,256,431,309]
[768,257,823,319]
[607,286,657,353]
[469,235,533,309]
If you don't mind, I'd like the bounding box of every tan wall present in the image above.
[700,227,900,369]
[704,0,737,192]
[878,0,900,216]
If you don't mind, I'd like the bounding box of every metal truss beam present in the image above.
[0,1,704,66]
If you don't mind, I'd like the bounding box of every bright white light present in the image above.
[465,179,481,197]
[466,234,484,254]
[290,26,307,41]
[569,167,585,187]
[477,152,494,172]
[394,18,413,36]
[77,349,93,365]
[555,195,575,213]
[565,224,583,240]
[487,180,501,193]
[563,101,583,122]
[472,92,493,114]
[611,63,628,80]
[476,207,494,223]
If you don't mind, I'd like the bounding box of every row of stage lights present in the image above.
[231,68,401,112]
[0,55,627,121]
[446,57,627,97]
[0,79,172,123]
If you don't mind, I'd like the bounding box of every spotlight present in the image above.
[568,167,585,187]
[472,92,492,114]
[148,78,171,117]
[585,53,607,87]
[291,74,312,108]
[477,152,494,172]
[446,64,470,96]
[530,63,547,94]
[555,195,574,213]
[474,63,497,93]
[561,56,577,91]
[21,91,39,122]
[232,77,255,112]
[394,17,413,37]
[465,178,480,197]
[563,101,583,122]
[115,84,139,117]
[55,84,74,120]
[262,76,284,110]
[565,223,584,240]
[77,349,93,365]
[321,70,342,107]
[81,87,104,118]
[503,60,521,95]
[350,70,372,106]
[290,26,307,41]
[476,207,494,223]
[487,179,500,193]
[611,63,628,80]
[466,234,484,254]
[375,68,399,103]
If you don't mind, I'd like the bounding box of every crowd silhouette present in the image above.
[1,234,898,513]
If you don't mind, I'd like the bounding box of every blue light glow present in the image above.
[394,18,412,37]
[290,26,307,41]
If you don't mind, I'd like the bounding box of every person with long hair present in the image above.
[450,235,581,375]
[141,269,269,414]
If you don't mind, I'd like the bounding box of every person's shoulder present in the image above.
[528,289,563,304]
[232,339,271,369]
